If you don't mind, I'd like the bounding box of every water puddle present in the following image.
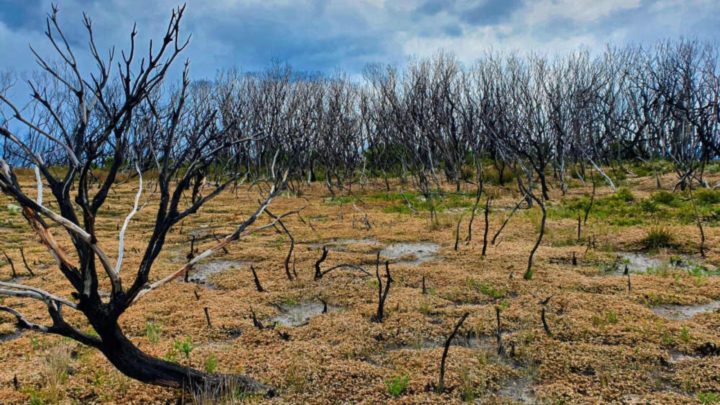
[271,301,335,327]
[187,260,247,287]
[496,375,535,404]
[386,333,501,353]
[167,244,190,264]
[187,224,225,240]
[602,252,700,275]
[380,242,439,266]
[617,253,664,273]
[305,239,439,265]
[307,238,380,251]
[667,349,699,363]
[651,301,720,320]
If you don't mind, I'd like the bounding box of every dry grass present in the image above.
[0,172,719,403]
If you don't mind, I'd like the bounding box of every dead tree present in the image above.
[250,265,265,293]
[212,233,230,254]
[688,188,707,258]
[203,307,213,329]
[320,298,328,314]
[454,215,463,251]
[371,255,393,323]
[314,246,329,280]
[266,209,295,281]
[491,197,525,245]
[583,174,596,225]
[524,196,547,280]
[0,6,288,396]
[313,247,370,280]
[540,296,553,336]
[437,312,469,393]
[516,172,547,281]
[481,196,491,257]
[19,248,34,277]
[624,265,632,292]
[465,181,483,244]
[541,307,552,336]
[577,214,582,242]
[250,307,266,330]
[3,251,17,279]
[495,306,505,355]
[185,235,197,283]
[351,204,372,230]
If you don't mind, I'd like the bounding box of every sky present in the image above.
[0,0,719,80]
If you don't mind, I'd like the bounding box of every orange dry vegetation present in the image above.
[0,171,719,404]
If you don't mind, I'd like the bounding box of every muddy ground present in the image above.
[1,170,720,404]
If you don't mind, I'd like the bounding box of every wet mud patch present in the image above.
[385,331,509,354]
[665,349,703,364]
[307,238,380,252]
[652,301,720,321]
[187,260,247,287]
[271,300,337,327]
[380,242,439,265]
[599,252,703,275]
[305,239,440,265]
[495,373,535,404]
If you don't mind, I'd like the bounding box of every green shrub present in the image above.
[632,160,672,177]
[651,190,678,206]
[640,199,659,213]
[460,166,476,182]
[484,166,514,185]
[695,189,720,205]
[385,374,409,397]
[680,326,691,343]
[173,337,194,361]
[699,392,720,404]
[383,204,412,214]
[614,187,635,202]
[145,321,162,344]
[204,355,218,374]
[29,393,44,405]
[606,310,618,324]
[466,279,506,299]
[661,331,675,346]
[641,227,674,250]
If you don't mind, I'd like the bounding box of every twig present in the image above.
[371,256,393,323]
[250,265,265,292]
[438,312,469,393]
[313,246,329,280]
[495,306,505,355]
[3,251,17,278]
[203,307,212,329]
[19,248,34,277]
[481,196,491,257]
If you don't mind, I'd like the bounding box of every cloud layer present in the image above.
[0,0,718,79]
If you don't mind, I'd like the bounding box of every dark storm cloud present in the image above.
[0,0,717,79]
[460,0,524,25]
[0,0,43,30]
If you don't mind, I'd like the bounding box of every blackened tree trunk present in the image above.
[93,320,274,395]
